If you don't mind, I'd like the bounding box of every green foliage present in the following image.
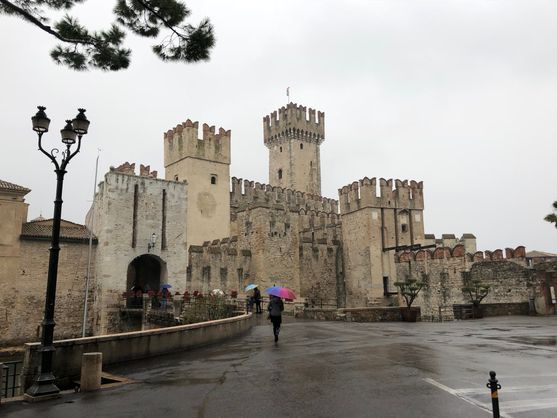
[462,277,490,306]
[0,0,215,70]
[181,294,235,324]
[394,277,424,308]
[544,201,557,229]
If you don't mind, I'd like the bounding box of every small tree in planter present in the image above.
[462,276,490,318]
[394,277,425,322]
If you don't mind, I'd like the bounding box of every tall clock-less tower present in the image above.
[263,103,325,195]
[164,120,231,246]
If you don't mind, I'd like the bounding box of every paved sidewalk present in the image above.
[3,315,557,417]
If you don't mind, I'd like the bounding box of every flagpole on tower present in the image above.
[286,87,290,103]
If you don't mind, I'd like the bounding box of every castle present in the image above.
[1,102,556,345]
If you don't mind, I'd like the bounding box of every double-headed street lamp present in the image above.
[26,106,90,398]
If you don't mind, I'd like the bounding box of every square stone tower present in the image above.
[339,178,425,307]
[264,103,325,195]
[164,120,231,246]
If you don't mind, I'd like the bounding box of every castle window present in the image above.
[401,224,408,233]
[280,146,282,152]
[210,175,217,185]
[310,161,313,168]
[278,169,282,180]
[174,175,179,181]
[300,143,304,150]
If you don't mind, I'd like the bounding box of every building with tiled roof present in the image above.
[0,179,31,194]
[21,218,97,243]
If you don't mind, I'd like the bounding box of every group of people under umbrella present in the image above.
[245,284,296,342]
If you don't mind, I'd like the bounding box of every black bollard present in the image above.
[486,371,501,418]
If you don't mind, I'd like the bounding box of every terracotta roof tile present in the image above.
[21,219,96,242]
[0,179,30,193]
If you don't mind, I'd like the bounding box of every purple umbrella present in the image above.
[265,286,296,300]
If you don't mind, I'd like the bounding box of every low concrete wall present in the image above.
[21,313,252,391]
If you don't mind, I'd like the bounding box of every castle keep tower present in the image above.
[264,103,325,195]
[164,120,231,246]
[339,178,425,307]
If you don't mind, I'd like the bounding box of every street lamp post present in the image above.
[25,106,90,398]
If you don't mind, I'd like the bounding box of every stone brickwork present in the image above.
[395,245,532,321]
[264,103,324,195]
[0,239,96,346]
[88,170,187,334]
[188,237,252,294]
[340,177,426,307]
[163,119,231,246]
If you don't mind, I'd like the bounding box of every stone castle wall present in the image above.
[188,237,252,294]
[89,170,188,334]
[395,245,532,320]
[0,240,96,346]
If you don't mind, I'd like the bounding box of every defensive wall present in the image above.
[20,313,253,392]
[230,177,338,214]
[338,177,424,213]
[188,237,252,294]
[395,245,533,321]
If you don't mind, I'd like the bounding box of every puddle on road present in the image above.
[486,336,557,346]
[509,336,557,346]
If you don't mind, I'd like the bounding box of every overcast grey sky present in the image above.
[1,0,555,252]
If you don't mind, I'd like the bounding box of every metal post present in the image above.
[82,151,100,337]
[487,370,501,418]
[0,362,4,405]
[26,169,66,397]
[26,107,88,399]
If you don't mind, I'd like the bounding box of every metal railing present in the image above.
[2,361,22,398]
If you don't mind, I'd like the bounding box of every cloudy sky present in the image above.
[1,0,555,252]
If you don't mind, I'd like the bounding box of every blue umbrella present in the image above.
[161,284,172,289]
[245,284,258,291]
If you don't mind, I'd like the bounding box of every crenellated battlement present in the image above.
[263,102,325,147]
[164,119,231,167]
[338,177,424,213]
[395,245,526,263]
[230,177,338,214]
[109,162,158,178]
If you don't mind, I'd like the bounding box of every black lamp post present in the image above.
[26,106,90,398]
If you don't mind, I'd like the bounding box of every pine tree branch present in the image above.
[133,0,187,40]
[0,0,97,46]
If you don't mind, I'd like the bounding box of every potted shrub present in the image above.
[462,276,490,319]
[394,277,424,322]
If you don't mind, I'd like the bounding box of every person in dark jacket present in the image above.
[267,295,284,342]
[253,287,262,313]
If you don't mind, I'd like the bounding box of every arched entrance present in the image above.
[126,254,166,294]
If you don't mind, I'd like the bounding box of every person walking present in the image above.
[267,295,284,342]
[253,287,262,314]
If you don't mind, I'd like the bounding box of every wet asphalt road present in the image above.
[3,315,557,418]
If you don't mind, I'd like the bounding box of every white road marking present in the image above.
[424,378,513,418]
[457,384,557,395]
[502,398,557,414]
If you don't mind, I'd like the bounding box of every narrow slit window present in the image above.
[210,175,217,185]
[300,143,304,150]
[278,169,282,179]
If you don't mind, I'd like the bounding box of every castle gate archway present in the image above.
[126,254,167,293]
